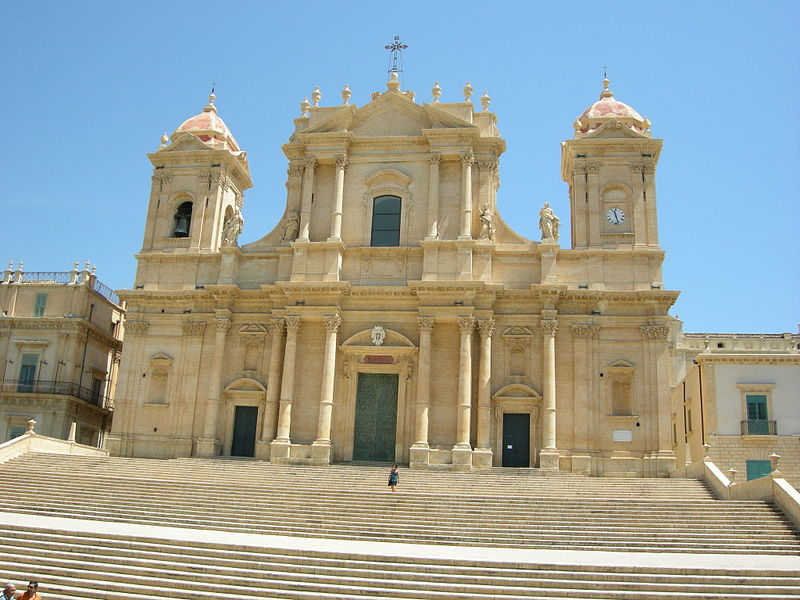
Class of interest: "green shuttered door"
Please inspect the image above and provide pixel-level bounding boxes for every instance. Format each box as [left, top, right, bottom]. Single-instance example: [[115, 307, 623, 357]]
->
[[353, 373, 398, 462]]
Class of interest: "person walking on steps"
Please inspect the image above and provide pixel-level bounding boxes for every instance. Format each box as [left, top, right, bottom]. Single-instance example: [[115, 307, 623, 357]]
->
[[16, 582, 41, 600], [1, 582, 17, 600], [388, 464, 399, 492]]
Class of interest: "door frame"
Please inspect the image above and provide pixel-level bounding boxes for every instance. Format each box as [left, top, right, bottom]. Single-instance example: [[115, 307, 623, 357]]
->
[[502, 413, 531, 467], [492, 384, 541, 467], [338, 328, 417, 465], [231, 405, 259, 457], [222, 377, 267, 457]]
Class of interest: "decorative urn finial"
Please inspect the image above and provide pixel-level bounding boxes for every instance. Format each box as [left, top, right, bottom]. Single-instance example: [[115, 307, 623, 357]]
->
[[311, 86, 322, 108], [432, 81, 442, 103], [387, 71, 400, 92], [300, 97, 311, 117], [341, 84, 352, 106], [463, 81, 474, 101], [480, 91, 491, 112]]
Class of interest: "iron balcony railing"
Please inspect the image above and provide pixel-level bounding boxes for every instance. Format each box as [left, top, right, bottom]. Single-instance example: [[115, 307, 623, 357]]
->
[[92, 279, 120, 306], [741, 419, 777, 435], [0, 379, 110, 410], [3, 271, 120, 306]]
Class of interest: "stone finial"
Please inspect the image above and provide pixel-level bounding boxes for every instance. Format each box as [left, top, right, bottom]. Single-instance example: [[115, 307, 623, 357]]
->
[[769, 453, 781, 474], [204, 92, 217, 113], [84, 261, 91, 271], [311, 86, 322, 108], [643, 116, 652, 132], [432, 81, 442, 103], [7, 261, 12, 270], [300, 97, 311, 117], [463, 81, 473, 101], [26, 419, 36, 433], [727, 466, 737, 484], [702, 444, 711, 461], [480, 91, 491, 112], [600, 77, 613, 99], [573, 118, 583, 132], [160, 132, 169, 148], [341, 84, 352, 106], [387, 71, 400, 93]]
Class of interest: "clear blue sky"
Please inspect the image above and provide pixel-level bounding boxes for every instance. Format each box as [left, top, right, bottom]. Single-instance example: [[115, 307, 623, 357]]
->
[[1, 1, 797, 334]]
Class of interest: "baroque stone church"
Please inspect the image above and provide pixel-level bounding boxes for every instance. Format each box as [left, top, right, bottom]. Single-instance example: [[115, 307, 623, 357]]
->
[[107, 72, 679, 476]]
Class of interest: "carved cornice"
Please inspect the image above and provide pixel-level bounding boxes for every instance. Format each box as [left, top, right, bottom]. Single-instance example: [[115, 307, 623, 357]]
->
[[641, 325, 670, 341], [182, 322, 207, 337], [457, 316, 475, 335], [571, 324, 600, 339], [324, 315, 343, 332], [541, 320, 559, 337], [698, 354, 800, 366], [418, 316, 435, 333], [477, 319, 496, 338]]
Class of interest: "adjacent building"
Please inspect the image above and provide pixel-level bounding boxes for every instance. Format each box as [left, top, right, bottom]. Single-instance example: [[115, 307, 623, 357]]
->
[[0, 262, 124, 445]]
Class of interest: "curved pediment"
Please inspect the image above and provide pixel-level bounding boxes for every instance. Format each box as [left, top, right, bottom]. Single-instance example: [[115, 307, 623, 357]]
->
[[224, 377, 267, 393], [494, 383, 541, 399], [340, 327, 415, 348]]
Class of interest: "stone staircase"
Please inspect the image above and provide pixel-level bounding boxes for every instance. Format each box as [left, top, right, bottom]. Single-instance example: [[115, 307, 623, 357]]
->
[[0, 453, 798, 599]]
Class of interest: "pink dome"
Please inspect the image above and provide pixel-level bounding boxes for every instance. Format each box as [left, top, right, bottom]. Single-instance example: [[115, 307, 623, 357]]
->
[[574, 79, 650, 138], [172, 94, 240, 151]]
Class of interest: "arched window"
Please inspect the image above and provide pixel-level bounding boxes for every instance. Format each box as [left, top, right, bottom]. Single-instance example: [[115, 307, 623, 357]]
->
[[370, 195, 401, 246], [173, 202, 193, 237]]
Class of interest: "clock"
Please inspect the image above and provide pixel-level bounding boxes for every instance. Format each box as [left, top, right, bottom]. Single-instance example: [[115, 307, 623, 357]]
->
[[606, 208, 625, 225]]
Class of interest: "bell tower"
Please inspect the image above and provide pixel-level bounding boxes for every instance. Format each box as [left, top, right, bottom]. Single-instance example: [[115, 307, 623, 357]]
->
[[561, 78, 661, 250], [138, 94, 252, 264]]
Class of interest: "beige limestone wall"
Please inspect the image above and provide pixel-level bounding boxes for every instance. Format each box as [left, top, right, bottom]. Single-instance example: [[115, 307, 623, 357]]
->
[[708, 435, 800, 491]]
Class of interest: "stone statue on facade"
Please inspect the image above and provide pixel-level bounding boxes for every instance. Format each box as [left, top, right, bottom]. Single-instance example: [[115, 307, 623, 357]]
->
[[221, 208, 244, 247], [283, 211, 300, 241], [478, 205, 495, 241], [538, 202, 560, 242]]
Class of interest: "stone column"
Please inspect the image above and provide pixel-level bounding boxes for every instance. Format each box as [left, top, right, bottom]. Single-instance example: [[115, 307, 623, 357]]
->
[[312, 315, 342, 464], [474, 319, 495, 469], [426, 154, 440, 239], [270, 316, 301, 462], [570, 324, 598, 474], [452, 316, 475, 470], [459, 152, 474, 239], [328, 156, 348, 241], [642, 325, 675, 475], [297, 159, 316, 242], [196, 311, 231, 457], [410, 316, 434, 469], [259, 317, 285, 455], [539, 319, 559, 469], [285, 162, 304, 214]]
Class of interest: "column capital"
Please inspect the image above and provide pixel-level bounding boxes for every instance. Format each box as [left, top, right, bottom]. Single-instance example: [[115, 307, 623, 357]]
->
[[124, 320, 150, 337], [641, 325, 670, 341], [418, 316, 435, 333], [268, 317, 285, 335], [285, 315, 302, 332], [324, 315, 343, 332], [214, 317, 232, 335], [428, 152, 441, 165], [571, 324, 599, 339], [460, 151, 475, 166], [304, 158, 317, 171], [182, 322, 207, 337], [477, 319, 496, 338], [541, 320, 559, 337], [457, 316, 476, 335], [335, 156, 349, 170], [287, 162, 304, 178], [477, 159, 498, 174]]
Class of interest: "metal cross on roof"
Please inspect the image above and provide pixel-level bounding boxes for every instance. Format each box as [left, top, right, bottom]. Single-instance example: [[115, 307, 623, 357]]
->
[[385, 36, 408, 78]]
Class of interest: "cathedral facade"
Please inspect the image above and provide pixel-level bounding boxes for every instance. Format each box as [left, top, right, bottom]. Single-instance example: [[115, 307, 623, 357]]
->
[[107, 74, 680, 475]]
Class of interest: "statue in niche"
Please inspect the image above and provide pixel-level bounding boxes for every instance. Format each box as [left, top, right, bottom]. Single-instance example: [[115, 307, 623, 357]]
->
[[221, 208, 244, 247], [478, 205, 495, 241], [538, 202, 560, 242], [283, 211, 299, 241]]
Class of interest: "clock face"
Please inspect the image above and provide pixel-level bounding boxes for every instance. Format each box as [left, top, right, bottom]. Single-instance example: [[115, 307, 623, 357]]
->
[[606, 207, 625, 225]]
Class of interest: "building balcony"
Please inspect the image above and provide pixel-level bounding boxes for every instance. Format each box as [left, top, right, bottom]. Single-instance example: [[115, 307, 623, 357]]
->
[[740, 419, 777, 435], [0, 379, 111, 410]]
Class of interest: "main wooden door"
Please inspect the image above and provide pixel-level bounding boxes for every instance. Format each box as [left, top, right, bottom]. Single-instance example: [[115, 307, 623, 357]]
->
[[502, 413, 530, 467], [231, 405, 258, 457], [353, 373, 398, 462]]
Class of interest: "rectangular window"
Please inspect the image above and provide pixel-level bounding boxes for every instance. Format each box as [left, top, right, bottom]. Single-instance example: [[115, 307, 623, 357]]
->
[[91, 377, 103, 404], [370, 195, 401, 247], [746, 459, 772, 481], [18, 353, 38, 392], [33, 293, 47, 317], [746, 394, 768, 420]]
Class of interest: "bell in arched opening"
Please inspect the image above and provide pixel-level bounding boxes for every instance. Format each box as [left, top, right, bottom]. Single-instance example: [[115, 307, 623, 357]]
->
[[173, 202, 193, 237]]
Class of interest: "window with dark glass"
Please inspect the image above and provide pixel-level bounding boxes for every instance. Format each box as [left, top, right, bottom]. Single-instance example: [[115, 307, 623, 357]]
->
[[33, 293, 47, 317], [173, 202, 193, 237], [370, 195, 401, 246]]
